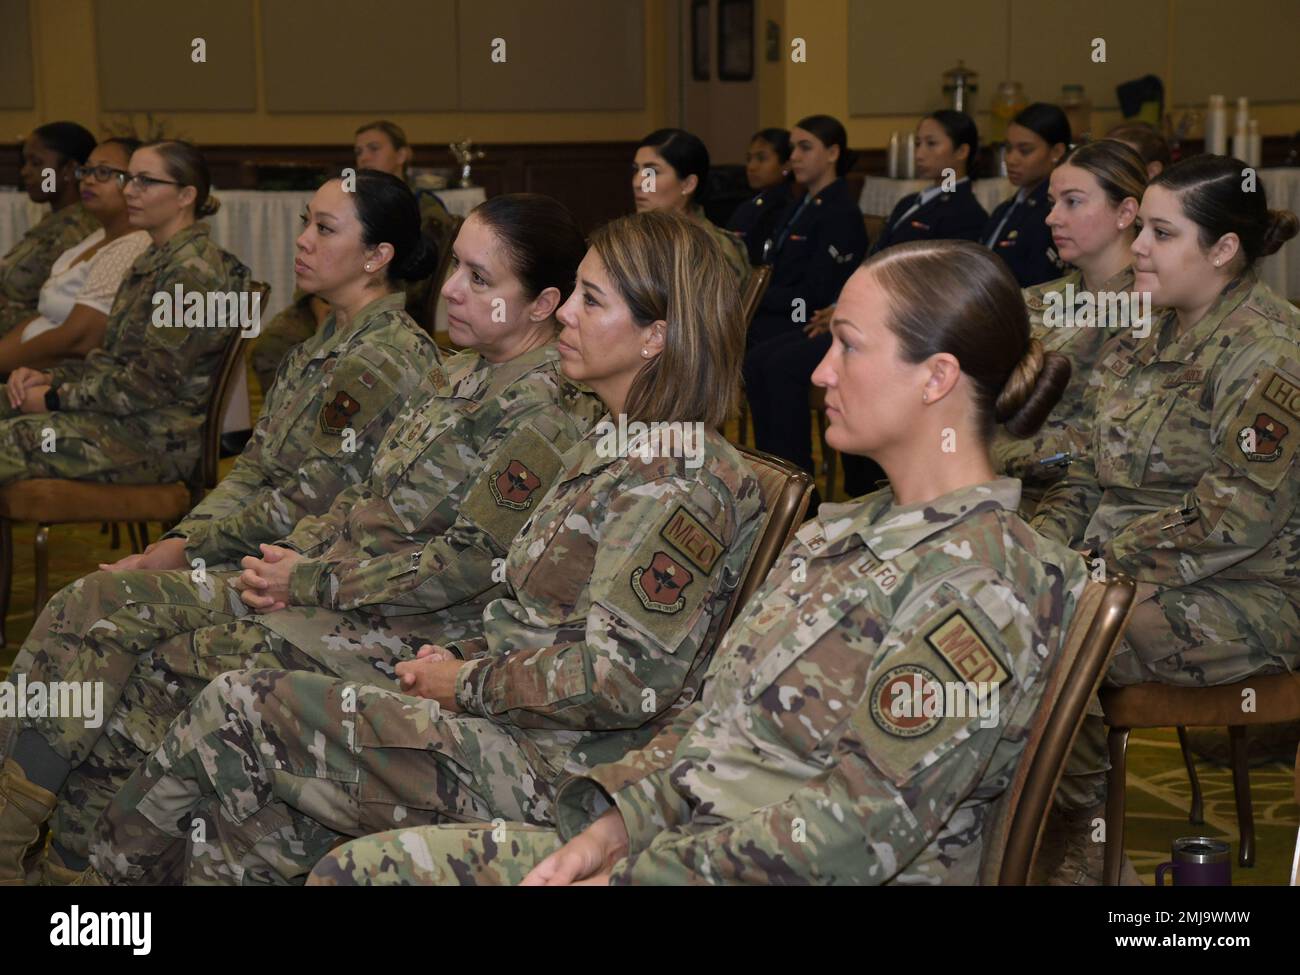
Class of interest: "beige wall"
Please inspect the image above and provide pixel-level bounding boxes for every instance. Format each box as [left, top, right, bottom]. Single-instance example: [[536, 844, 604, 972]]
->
[[763, 0, 1300, 147], [1, 0, 670, 145]]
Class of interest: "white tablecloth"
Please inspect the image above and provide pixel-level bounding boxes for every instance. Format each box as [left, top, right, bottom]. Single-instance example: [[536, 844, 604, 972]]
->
[[0, 185, 486, 431], [859, 173, 1299, 300]]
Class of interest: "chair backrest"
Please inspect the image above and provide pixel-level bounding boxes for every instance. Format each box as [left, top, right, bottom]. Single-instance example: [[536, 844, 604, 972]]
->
[[195, 281, 269, 496], [740, 263, 772, 328], [980, 574, 1137, 885], [423, 214, 466, 335], [720, 445, 814, 632]]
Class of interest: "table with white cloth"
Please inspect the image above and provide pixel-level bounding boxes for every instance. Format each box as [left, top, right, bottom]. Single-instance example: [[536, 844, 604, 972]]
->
[[859, 173, 1300, 301], [0, 186, 486, 432]]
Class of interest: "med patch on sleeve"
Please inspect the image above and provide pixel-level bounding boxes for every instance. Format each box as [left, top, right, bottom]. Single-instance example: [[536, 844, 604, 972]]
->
[[597, 501, 730, 655]]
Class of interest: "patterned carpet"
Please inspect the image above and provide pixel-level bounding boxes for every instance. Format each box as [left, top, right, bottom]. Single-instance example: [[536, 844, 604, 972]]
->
[[0, 372, 1295, 884]]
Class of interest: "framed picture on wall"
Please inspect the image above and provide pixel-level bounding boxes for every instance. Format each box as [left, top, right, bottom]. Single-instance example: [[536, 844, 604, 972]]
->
[[692, 0, 710, 81], [718, 0, 753, 81]]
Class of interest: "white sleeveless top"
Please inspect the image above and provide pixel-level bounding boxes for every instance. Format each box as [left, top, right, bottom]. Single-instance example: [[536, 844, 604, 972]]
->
[[24, 228, 151, 340]]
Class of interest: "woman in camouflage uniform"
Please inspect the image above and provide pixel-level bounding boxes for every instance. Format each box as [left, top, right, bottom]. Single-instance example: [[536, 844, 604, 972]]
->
[[84, 209, 767, 886], [0, 194, 594, 882], [307, 239, 1097, 887], [1036, 155, 1300, 885], [250, 120, 457, 393], [994, 139, 1149, 524]]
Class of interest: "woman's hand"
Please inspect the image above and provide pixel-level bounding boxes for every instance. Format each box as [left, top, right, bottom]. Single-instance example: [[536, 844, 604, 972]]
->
[[802, 304, 835, 338], [8, 368, 51, 409], [519, 809, 630, 886], [394, 645, 463, 711], [100, 536, 190, 572], [237, 543, 303, 612]]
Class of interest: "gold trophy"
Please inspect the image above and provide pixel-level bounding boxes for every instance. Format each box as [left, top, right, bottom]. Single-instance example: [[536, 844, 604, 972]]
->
[[450, 140, 486, 188]]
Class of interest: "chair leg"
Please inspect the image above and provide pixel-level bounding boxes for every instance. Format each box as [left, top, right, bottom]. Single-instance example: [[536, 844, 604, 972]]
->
[[110, 522, 121, 549], [1176, 726, 1204, 824], [0, 518, 11, 649], [33, 524, 50, 618], [138, 522, 150, 548], [1228, 725, 1255, 868], [1104, 726, 1131, 886]]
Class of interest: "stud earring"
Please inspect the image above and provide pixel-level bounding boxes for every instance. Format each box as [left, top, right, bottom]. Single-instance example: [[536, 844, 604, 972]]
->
[[922, 392, 930, 403], [1214, 259, 1221, 266], [641, 348, 651, 358], [364, 263, 373, 271]]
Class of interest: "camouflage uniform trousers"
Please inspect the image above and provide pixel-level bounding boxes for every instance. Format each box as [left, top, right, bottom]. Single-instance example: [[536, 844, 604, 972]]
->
[[1058, 577, 1298, 810], [309, 822, 562, 886], [0, 568, 435, 858], [0, 404, 196, 486], [90, 668, 559, 885]]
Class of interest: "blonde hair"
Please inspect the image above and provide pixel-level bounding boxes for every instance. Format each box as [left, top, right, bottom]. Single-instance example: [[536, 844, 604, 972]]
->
[[588, 210, 743, 427]]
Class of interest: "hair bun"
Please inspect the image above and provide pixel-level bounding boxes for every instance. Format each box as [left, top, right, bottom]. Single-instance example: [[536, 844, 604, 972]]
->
[[997, 341, 1072, 438], [199, 195, 221, 217], [1262, 208, 1299, 257], [395, 233, 437, 282]]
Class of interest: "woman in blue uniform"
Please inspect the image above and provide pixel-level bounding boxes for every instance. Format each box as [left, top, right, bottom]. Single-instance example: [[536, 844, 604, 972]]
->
[[727, 128, 794, 266], [872, 110, 988, 254], [742, 115, 869, 500], [983, 103, 1072, 287]]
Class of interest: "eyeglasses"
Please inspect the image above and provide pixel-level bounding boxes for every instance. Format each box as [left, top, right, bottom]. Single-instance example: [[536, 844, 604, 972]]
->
[[113, 172, 184, 191], [74, 164, 129, 184]]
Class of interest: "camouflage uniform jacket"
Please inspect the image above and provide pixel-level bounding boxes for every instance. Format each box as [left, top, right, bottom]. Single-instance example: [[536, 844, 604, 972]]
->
[[278, 345, 603, 635], [451, 422, 766, 782], [553, 478, 1090, 884], [163, 291, 442, 566], [993, 266, 1140, 502], [45, 223, 251, 472], [1032, 272, 1300, 604], [0, 202, 98, 334]]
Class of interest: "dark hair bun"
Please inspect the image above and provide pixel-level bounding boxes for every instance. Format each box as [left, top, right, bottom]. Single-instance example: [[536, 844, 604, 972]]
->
[[996, 342, 1071, 437], [199, 195, 221, 217], [1262, 209, 1299, 257], [393, 233, 437, 282]]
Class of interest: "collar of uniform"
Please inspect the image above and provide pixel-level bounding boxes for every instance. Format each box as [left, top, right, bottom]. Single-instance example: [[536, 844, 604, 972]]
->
[[307, 291, 406, 362], [1149, 271, 1258, 364], [132, 222, 211, 274], [918, 177, 970, 207], [752, 182, 792, 209], [453, 342, 560, 406], [1093, 263, 1137, 296], [806, 477, 1021, 560], [1024, 179, 1049, 208], [809, 177, 852, 208], [34, 202, 88, 236]]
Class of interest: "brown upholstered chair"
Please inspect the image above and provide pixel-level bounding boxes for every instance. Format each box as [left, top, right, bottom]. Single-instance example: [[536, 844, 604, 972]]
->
[[1100, 670, 1300, 883], [0, 282, 269, 646], [734, 264, 773, 446], [719, 445, 813, 631], [979, 575, 1137, 885], [422, 214, 465, 342]]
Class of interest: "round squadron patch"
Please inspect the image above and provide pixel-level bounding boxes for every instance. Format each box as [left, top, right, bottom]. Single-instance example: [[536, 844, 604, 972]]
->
[[631, 551, 693, 614], [320, 390, 360, 434], [869, 664, 943, 738], [489, 459, 543, 510], [1237, 413, 1288, 462]]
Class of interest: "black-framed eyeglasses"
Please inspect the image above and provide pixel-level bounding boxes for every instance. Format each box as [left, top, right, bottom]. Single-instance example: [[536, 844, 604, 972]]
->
[[74, 164, 130, 184], [113, 172, 184, 191]]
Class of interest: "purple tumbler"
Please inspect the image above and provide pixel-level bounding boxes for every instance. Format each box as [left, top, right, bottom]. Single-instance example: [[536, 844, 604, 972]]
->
[[1155, 837, 1232, 886]]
